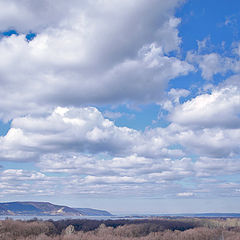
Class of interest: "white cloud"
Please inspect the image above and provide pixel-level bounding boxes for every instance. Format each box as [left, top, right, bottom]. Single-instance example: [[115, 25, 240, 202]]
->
[[1, 169, 46, 181], [169, 83, 240, 129], [0, 0, 193, 120], [187, 52, 233, 80], [0, 168, 53, 196], [0, 0, 73, 32], [0, 101, 239, 197], [0, 101, 238, 196], [0, 107, 138, 160], [35, 153, 195, 197], [37, 153, 193, 179], [177, 192, 194, 197], [3, 101, 238, 164], [0, 106, 187, 162], [159, 76, 240, 159], [187, 49, 240, 80], [175, 127, 240, 158], [195, 157, 240, 177], [160, 88, 190, 112], [0, 105, 197, 197]]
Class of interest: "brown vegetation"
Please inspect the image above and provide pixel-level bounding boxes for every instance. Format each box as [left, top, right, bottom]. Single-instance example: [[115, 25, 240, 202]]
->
[[0, 217, 240, 239]]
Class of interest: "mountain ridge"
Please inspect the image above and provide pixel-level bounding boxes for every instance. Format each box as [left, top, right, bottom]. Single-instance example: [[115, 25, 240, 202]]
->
[[0, 201, 112, 216]]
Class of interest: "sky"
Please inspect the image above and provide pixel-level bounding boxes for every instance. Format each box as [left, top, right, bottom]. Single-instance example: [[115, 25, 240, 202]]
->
[[0, 0, 240, 215]]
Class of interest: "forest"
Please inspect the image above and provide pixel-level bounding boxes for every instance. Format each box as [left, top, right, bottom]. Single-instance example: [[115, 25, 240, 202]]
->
[[1, 217, 240, 239]]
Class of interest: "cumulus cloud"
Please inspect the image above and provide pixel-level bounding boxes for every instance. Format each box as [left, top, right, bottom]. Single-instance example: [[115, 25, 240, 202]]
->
[[176, 127, 240, 158], [187, 49, 240, 80], [0, 80, 239, 197], [0, 106, 194, 197], [169, 83, 240, 129], [0, 0, 193, 120], [0, 106, 186, 162], [1, 101, 239, 171], [159, 76, 240, 158], [0, 103, 238, 197], [0, 107, 137, 160]]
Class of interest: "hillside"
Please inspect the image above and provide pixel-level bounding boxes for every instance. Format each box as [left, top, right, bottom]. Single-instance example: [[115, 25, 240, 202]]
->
[[75, 208, 112, 216], [0, 202, 112, 216]]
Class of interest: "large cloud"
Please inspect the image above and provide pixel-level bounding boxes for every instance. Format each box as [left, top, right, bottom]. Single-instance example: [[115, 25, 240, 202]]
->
[[0, 105, 191, 197], [159, 75, 240, 158], [1, 98, 239, 165], [0, 0, 182, 34], [168, 76, 240, 129], [0, 0, 193, 121], [0, 106, 184, 161], [0, 104, 239, 197]]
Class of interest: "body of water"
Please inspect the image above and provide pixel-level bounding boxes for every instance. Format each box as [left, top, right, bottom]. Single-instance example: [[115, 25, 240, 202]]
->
[[1, 213, 238, 221], [0, 215, 148, 221]]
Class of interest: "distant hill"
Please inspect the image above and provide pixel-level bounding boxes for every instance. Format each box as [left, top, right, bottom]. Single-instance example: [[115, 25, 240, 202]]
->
[[0, 202, 112, 216], [75, 208, 112, 216]]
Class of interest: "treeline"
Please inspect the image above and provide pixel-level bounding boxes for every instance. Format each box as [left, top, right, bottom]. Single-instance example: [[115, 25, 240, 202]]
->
[[50, 218, 199, 234], [0, 217, 240, 239]]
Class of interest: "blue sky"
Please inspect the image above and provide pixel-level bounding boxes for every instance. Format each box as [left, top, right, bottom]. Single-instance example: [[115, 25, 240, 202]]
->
[[0, 0, 240, 214]]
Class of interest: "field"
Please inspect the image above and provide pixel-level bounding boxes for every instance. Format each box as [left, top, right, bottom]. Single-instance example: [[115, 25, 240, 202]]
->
[[1, 217, 240, 239]]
